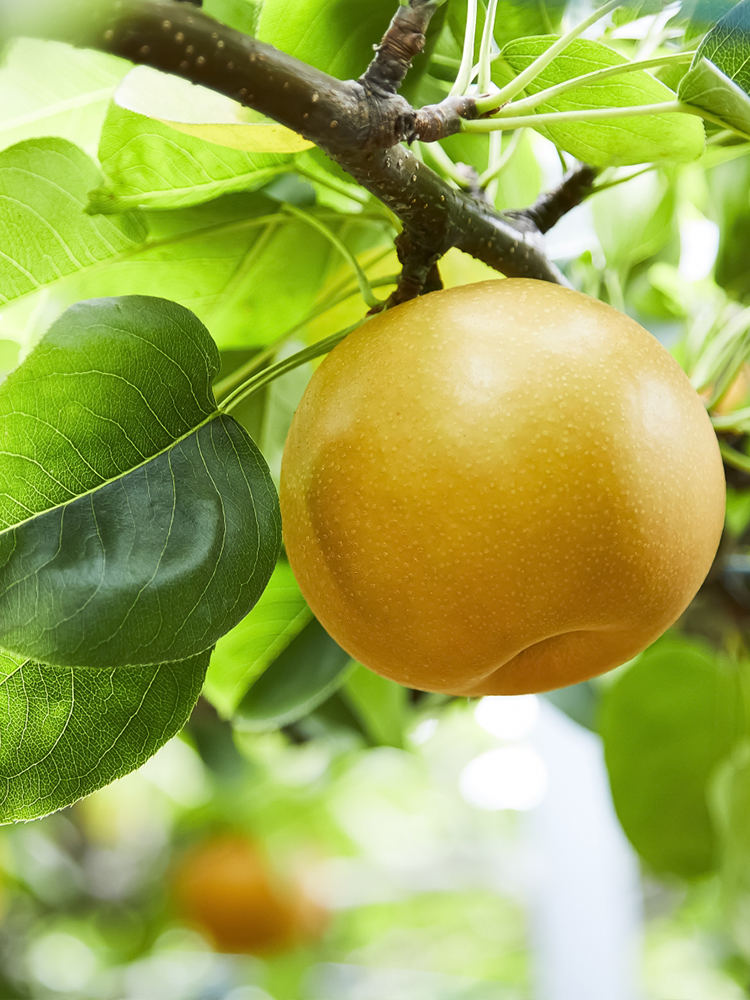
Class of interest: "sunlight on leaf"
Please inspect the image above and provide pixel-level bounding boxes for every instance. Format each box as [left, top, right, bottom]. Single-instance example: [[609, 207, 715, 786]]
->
[[115, 66, 313, 153], [498, 37, 705, 164]]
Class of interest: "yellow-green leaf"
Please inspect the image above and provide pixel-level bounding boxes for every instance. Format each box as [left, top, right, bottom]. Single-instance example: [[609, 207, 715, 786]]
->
[[115, 65, 313, 153]]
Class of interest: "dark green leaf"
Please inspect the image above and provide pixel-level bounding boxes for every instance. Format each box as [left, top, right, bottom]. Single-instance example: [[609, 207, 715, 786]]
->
[[499, 37, 705, 165], [680, 0, 750, 136], [600, 638, 746, 877], [204, 560, 312, 717], [0, 295, 281, 669], [235, 618, 353, 731], [0, 649, 208, 823]]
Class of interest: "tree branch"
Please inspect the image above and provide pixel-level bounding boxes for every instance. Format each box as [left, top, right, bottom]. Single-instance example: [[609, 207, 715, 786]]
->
[[360, 0, 442, 98], [508, 164, 600, 234], [3, 0, 567, 290]]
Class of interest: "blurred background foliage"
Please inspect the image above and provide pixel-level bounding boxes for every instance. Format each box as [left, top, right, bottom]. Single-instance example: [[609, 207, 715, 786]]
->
[[3, 0, 750, 997]]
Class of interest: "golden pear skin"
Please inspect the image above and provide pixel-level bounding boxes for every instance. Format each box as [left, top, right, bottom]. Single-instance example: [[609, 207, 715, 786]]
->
[[280, 279, 726, 695]]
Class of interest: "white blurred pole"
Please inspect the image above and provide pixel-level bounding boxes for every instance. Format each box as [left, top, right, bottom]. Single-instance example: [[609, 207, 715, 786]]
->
[[527, 700, 644, 1000]]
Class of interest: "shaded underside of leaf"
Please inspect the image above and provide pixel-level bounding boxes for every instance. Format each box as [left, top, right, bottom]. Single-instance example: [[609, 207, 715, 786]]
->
[[697, 0, 750, 94], [600, 638, 745, 877], [0, 647, 209, 823], [685, 0, 740, 42], [204, 559, 312, 717], [235, 617, 353, 731], [342, 664, 407, 749], [681, 58, 750, 138]]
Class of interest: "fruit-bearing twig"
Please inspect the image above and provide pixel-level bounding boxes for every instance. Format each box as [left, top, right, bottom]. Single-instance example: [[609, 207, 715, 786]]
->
[[3, 0, 568, 292]]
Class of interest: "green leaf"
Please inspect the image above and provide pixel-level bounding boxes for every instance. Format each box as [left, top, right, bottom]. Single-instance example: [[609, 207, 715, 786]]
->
[[0, 341, 19, 375], [204, 0, 261, 35], [490, 131, 543, 211], [448, 0, 566, 54], [259, 342, 315, 485], [680, 0, 750, 137], [0, 138, 146, 309], [92, 102, 294, 213], [114, 66, 313, 154], [439, 130, 542, 210], [499, 37, 706, 165], [695, 0, 750, 94], [0, 295, 281, 669], [342, 665, 407, 749], [70, 194, 340, 350], [0, 649, 208, 823], [600, 638, 746, 877], [681, 62, 750, 139], [593, 168, 677, 271], [544, 682, 598, 732], [234, 618, 353, 731], [711, 153, 750, 299], [612, 0, 668, 26], [0, 39, 127, 155], [256, 0, 395, 80], [0, 138, 352, 350], [0, 137, 385, 350], [204, 560, 312, 717]]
